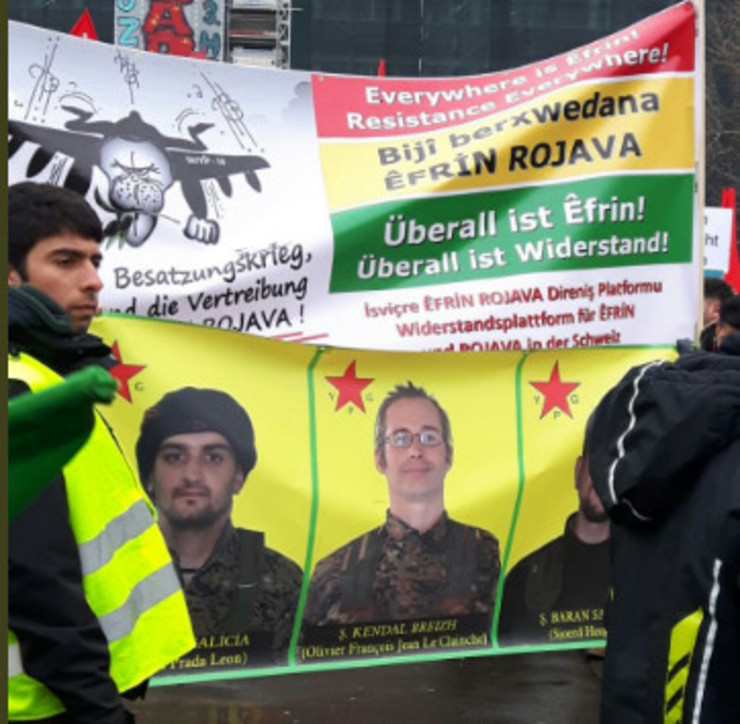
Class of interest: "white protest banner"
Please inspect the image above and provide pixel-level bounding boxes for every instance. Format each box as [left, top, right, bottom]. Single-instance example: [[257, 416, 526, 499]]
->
[[704, 206, 734, 276], [9, 2, 701, 351]]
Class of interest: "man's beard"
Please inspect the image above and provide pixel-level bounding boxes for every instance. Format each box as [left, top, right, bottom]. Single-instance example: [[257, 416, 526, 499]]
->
[[580, 500, 609, 524], [162, 501, 229, 530]]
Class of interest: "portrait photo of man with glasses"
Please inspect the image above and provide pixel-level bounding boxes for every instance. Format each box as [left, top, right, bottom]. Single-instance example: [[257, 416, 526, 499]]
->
[[301, 382, 501, 629]]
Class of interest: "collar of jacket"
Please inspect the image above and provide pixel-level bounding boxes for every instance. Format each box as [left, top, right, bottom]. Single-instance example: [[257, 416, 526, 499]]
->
[[8, 285, 115, 376], [718, 331, 740, 356]]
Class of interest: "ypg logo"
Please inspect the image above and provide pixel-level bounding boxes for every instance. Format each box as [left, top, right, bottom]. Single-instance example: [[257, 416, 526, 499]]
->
[[529, 361, 580, 419], [109, 341, 146, 403], [325, 361, 374, 412]]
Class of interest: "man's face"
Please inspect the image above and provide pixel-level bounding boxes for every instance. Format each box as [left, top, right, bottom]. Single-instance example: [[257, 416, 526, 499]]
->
[[8, 233, 103, 334], [575, 454, 608, 523], [703, 296, 721, 326], [150, 431, 244, 530], [376, 397, 451, 503]]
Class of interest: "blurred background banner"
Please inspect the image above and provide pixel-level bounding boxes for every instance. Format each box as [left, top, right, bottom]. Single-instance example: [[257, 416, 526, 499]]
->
[[114, 0, 226, 60], [703, 206, 734, 277]]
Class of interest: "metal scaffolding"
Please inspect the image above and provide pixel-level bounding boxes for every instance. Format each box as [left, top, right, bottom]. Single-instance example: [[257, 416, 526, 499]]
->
[[276, 0, 291, 68], [228, 0, 292, 69]]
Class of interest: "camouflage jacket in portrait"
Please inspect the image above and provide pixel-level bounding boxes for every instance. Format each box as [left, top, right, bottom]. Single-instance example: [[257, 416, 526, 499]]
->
[[180, 523, 302, 654], [303, 511, 500, 625]]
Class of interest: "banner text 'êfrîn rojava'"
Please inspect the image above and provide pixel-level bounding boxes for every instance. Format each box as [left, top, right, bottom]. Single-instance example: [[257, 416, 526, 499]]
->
[[91, 315, 676, 683], [8, 2, 701, 352]]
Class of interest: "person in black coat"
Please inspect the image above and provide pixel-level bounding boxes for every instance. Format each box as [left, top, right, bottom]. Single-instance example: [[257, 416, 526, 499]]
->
[[587, 334, 740, 723]]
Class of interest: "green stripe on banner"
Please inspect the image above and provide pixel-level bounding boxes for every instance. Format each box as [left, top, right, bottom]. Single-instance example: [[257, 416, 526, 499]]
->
[[492, 351, 530, 647], [330, 174, 694, 292], [289, 346, 326, 665]]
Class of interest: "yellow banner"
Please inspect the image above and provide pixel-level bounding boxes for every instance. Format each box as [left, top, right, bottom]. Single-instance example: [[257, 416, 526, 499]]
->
[[92, 315, 675, 681]]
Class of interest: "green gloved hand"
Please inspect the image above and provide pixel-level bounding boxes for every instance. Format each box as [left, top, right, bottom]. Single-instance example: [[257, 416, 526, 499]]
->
[[9, 366, 118, 520]]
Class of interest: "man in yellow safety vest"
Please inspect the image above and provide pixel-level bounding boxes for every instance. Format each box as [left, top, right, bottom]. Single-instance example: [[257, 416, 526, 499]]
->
[[8, 181, 195, 724]]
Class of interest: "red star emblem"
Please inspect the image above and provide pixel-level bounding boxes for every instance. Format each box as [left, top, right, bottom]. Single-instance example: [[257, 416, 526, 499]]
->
[[109, 341, 146, 403], [530, 362, 580, 419], [325, 361, 374, 412]]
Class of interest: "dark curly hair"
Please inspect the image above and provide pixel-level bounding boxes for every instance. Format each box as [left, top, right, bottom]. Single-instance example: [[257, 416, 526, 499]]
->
[[9, 182, 103, 278]]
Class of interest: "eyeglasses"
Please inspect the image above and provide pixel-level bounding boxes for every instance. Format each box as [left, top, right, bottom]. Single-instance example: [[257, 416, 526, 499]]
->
[[384, 429, 443, 449]]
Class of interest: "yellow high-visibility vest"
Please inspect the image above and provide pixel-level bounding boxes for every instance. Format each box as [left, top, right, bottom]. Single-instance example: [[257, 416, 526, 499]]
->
[[8, 352, 195, 721]]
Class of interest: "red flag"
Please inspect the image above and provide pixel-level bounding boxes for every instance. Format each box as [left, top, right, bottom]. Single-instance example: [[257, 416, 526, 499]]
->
[[721, 188, 740, 292], [377, 58, 387, 77], [70, 9, 98, 40]]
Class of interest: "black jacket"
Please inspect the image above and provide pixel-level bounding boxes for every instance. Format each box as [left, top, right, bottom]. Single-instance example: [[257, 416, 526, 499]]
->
[[8, 285, 115, 376], [588, 335, 740, 724], [8, 286, 132, 724], [498, 513, 610, 646]]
